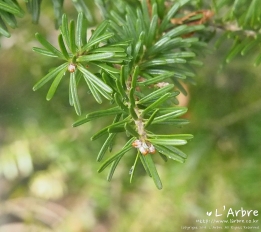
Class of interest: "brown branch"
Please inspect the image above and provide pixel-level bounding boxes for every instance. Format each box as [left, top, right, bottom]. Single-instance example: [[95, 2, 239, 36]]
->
[[214, 22, 258, 38]]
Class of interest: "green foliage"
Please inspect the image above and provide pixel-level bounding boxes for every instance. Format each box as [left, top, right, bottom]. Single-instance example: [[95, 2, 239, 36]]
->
[[213, 0, 261, 65], [1, 0, 261, 189], [33, 13, 128, 115], [0, 0, 24, 38], [0, 0, 93, 42], [31, 0, 205, 189], [1, 1, 261, 230], [26, 0, 93, 26]]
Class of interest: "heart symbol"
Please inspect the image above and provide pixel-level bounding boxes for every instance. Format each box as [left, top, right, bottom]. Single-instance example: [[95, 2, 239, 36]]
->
[[206, 211, 212, 216]]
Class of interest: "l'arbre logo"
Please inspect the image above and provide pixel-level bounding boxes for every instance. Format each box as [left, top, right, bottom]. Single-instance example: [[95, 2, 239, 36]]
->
[[206, 211, 212, 216], [205, 206, 259, 218]]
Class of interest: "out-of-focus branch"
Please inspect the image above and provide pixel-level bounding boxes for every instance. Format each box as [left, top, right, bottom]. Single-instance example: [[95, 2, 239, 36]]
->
[[206, 98, 261, 131]]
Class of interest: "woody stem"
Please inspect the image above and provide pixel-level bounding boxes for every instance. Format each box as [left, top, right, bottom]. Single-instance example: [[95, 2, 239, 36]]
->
[[134, 107, 147, 142]]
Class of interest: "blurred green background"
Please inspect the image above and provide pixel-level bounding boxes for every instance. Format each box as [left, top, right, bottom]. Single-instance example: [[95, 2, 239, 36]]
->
[[0, 2, 261, 232]]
